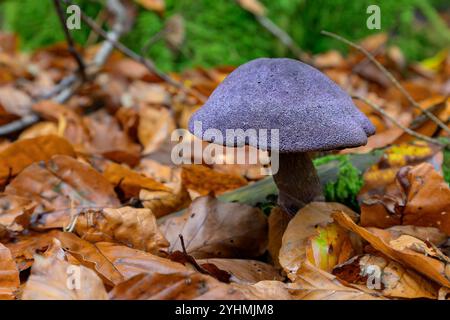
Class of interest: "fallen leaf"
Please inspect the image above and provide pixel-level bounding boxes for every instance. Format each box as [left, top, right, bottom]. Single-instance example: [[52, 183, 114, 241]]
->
[[0, 135, 75, 187], [22, 252, 108, 300], [109, 272, 245, 300], [333, 211, 450, 288], [197, 258, 283, 284], [75, 206, 169, 255], [288, 262, 382, 300], [160, 195, 267, 259], [0, 243, 19, 300], [0, 193, 36, 232], [140, 167, 191, 218], [95, 242, 189, 279], [182, 164, 247, 196], [103, 162, 170, 200], [57, 232, 125, 286], [5, 155, 120, 229], [333, 254, 437, 299], [267, 206, 291, 267], [279, 202, 357, 279]]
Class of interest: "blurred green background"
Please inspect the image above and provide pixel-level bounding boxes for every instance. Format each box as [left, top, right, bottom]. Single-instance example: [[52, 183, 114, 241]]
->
[[0, 0, 449, 71]]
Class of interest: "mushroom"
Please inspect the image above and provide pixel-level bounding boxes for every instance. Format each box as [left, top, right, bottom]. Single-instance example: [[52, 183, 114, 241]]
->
[[188, 58, 375, 216]]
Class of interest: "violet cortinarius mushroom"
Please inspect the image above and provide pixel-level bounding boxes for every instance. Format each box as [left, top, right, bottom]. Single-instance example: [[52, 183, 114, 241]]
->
[[188, 58, 375, 215]]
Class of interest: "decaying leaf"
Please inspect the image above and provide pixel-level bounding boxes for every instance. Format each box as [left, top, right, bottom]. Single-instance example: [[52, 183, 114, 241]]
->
[[279, 202, 358, 279], [160, 195, 267, 259], [333, 254, 437, 299], [0, 193, 36, 232], [109, 272, 245, 300], [0, 135, 75, 187], [140, 167, 191, 218], [103, 162, 170, 200], [361, 163, 450, 235], [267, 206, 291, 267], [4, 155, 120, 229], [57, 232, 125, 286], [0, 243, 20, 300], [333, 211, 450, 288], [75, 206, 169, 254], [22, 251, 108, 300]]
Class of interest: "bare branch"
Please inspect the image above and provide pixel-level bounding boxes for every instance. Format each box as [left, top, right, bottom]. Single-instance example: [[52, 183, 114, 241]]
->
[[53, 0, 86, 79], [321, 30, 450, 136], [353, 94, 446, 147]]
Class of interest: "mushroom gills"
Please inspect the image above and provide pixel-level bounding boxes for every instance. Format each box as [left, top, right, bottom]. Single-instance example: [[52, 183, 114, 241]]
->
[[273, 152, 324, 216]]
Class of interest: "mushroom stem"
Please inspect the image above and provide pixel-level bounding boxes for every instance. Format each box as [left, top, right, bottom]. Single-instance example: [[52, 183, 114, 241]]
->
[[273, 152, 324, 216]]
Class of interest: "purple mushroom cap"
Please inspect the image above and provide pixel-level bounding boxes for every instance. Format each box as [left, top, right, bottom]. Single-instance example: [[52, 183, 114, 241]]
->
[[188, 58, 375, 153]]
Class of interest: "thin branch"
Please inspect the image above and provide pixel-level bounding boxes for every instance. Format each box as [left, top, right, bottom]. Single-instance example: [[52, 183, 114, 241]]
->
[[65, 0, 207, 103], [53, 0, 86, 79], [353, 94, 446, 147], [321, 30, 450, 136]]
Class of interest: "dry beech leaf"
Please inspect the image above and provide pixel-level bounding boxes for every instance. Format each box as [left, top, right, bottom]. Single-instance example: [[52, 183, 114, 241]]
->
[[286, 262, 383, 300], [18, 121, 58, 140], [267, 206, 291, 267], [140, 167, 191, 218], [160, 195, 267, 259], [5, 230, 62, 271], [333, 254, 437, 299], [181, 165, 247, 196], [233, 281, 293, 300], [109, 272, 245, 300], [95, 242, 189, 279], [75, 206, 169, 255], [138, 105, 175, 155], [0, 85, 32, 117], [279, 202, 358, 279], [0, 243, 20, 300], [5, 155, 120, 229], [333, 211, 450, 288], [57, 232, 125, 286], [0, 135, 75, 187], [197, 258, 283, 284], [22, 253, 108, 300], [361, 163, 450, 235], [103, 162, 170, 200], [0, 193, 36, 232], [384, 225, 447, 246]]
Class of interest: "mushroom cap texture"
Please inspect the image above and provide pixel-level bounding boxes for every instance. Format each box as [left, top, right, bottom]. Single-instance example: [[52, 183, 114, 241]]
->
[[188, 57, 375, 153]]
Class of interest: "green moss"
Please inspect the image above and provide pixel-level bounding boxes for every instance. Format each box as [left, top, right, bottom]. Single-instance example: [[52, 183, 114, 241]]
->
[[313, 154, 364, 210], [1, 0, 447, 71]]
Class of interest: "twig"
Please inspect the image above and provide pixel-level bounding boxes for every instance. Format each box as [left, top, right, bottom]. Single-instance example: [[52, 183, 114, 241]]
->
[[53, 0, 86, 79], [353, 94, 446, 147], [0, 0, 129, 136], [321, 30, 450, 136], [255, 15, 313, 65], [65, 0, 207, 103]]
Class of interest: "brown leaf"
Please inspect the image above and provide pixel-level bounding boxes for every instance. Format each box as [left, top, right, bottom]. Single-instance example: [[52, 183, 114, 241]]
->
[[109, 272, 245, 300], [333, 254, 437, 299], [57, 232, 125, 286], [0, 243, 19, 300], [160, 195, 267, 259], [0, 193, 36, 232], [267, 206, 291, 267], [139, 167, 191, 218], [103, 162, 170, 200], [0, 135, 75, 187], [197, 258, 283, 284], [333, 211, 450, 288], [22, 251, 108, 300], [182, 164, 247, 196], [75, 206, 169, 255], [279, 202, 357, 279], [5, 155, 120, 229], [361, 163, 450, 235], [0, 85, 32, 118], [95, 242, 189, 279], [287, 262, 383, 300]]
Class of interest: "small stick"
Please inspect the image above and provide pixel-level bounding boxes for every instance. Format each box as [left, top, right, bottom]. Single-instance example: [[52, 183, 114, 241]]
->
[[53, 0, 86, 79], [321, 30, 450, 136], [353, 94, 446, 147]]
